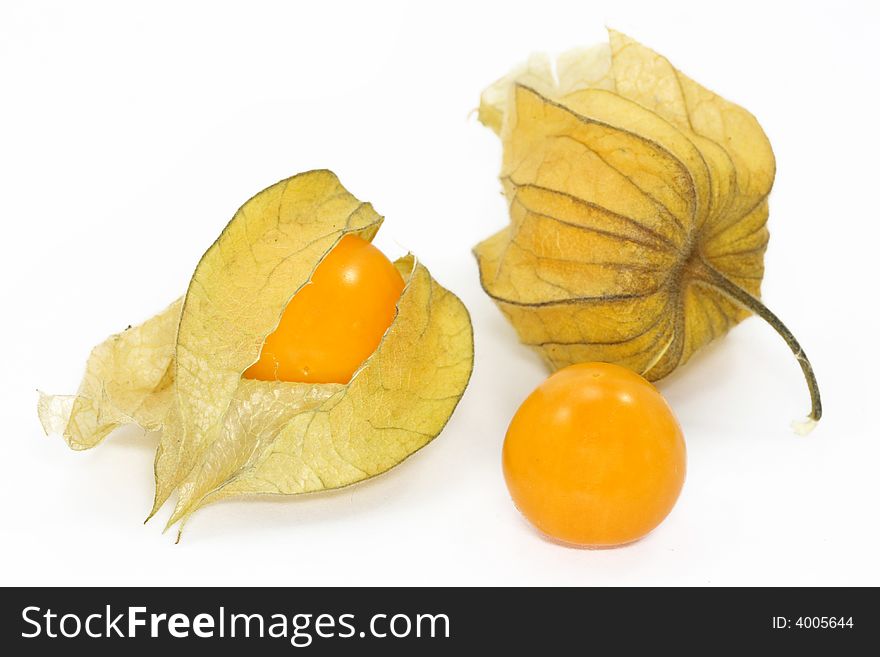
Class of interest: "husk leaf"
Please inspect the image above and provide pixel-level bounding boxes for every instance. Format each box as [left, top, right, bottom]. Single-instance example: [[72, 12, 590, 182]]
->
[[38, 170, 474, 532], [474, 30, 821, 425]]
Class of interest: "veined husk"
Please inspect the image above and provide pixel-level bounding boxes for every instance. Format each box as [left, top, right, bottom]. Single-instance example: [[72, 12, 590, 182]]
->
[[39, 171, 474, 534], [474, 30, 820, 428]]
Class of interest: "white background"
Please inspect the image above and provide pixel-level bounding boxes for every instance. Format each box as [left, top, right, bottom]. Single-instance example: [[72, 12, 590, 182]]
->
[[2, 0, 878, 586]]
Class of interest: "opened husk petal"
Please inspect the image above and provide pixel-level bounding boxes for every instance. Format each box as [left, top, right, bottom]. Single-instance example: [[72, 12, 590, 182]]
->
[[37, 298, 182, 449], [168, 256, 473, 528]]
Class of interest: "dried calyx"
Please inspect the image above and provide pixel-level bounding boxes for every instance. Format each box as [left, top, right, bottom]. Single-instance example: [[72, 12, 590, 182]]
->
[[39, 171, 474, 537], [474, 30, 820, 428]]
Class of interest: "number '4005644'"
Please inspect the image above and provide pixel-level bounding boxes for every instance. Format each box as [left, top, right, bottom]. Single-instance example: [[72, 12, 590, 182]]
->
[[796, 617, 854, 629]]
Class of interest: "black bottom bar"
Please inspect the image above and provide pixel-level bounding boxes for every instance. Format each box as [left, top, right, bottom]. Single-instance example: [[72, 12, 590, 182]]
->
[[1, 587, 874, 653]]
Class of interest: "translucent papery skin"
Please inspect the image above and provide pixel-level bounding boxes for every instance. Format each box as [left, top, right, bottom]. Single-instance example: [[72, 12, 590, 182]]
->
[[38, 171, 474, 532], [38, 298, 182, 450], [475, 30, 775, 382]]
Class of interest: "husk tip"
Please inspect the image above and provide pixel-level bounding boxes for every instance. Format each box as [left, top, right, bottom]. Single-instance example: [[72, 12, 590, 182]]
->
[[143, 499, 162, 525]]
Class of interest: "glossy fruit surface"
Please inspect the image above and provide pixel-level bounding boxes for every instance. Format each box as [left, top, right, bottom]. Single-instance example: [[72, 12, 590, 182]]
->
[[243, 234, 404, 383], [502, 362, 686, 547]]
